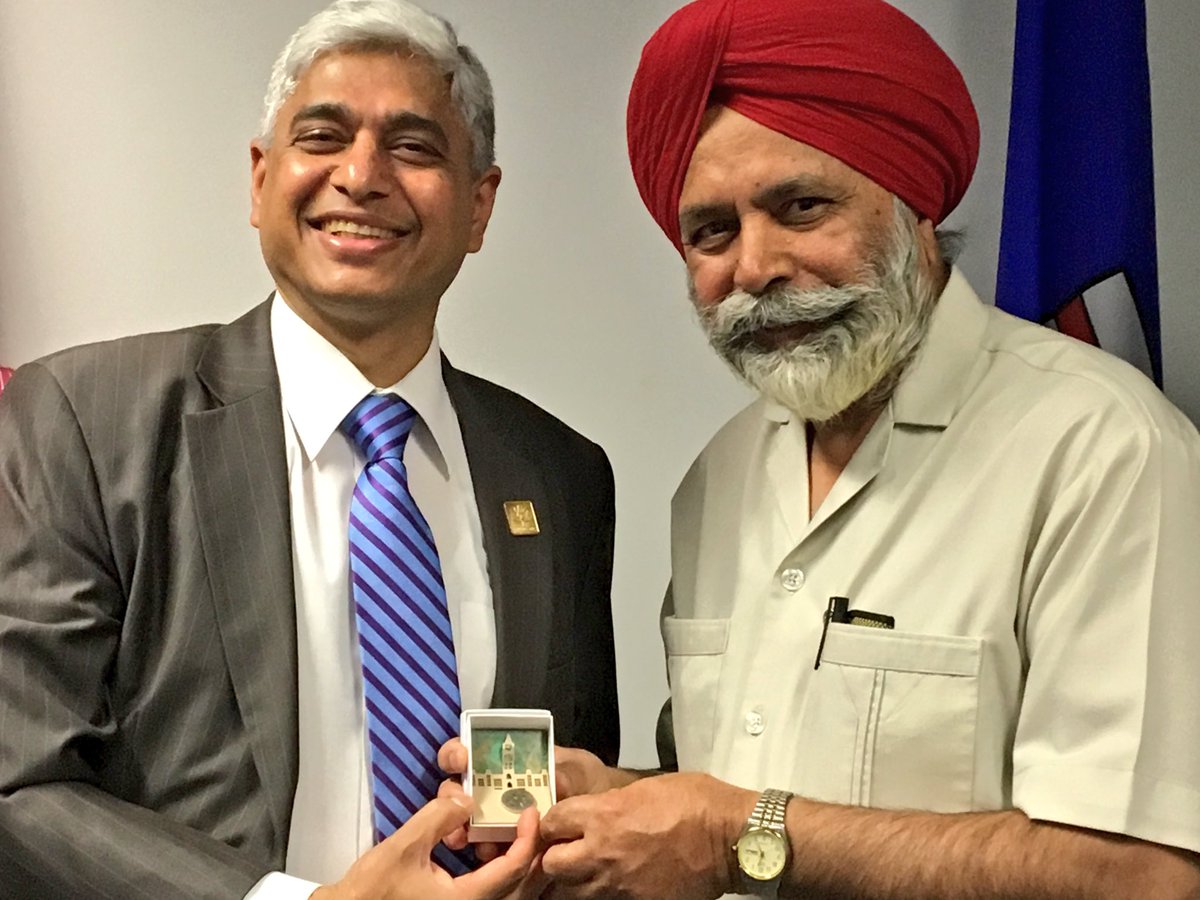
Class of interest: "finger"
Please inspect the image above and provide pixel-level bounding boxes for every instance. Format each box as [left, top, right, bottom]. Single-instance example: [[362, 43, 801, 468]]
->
[[436, 780, 473, 849], [437, 777, 470, 806], [457, 808, 541, 897], [553, 746, 611, 800], [505, 806, 540, 867], [474, 841, 503, 862], [538, 796, 589, 844], [552, 746, 580, 799], [524, 852, 551, 898], [438, 736, 468, 775], [439, 777, 467, 799], [512, 804, 540, 848], [380, 795, 473, 861], [539, 837, 595, 885], [502, 851, 550, 900], [553, 771, 574, 802]]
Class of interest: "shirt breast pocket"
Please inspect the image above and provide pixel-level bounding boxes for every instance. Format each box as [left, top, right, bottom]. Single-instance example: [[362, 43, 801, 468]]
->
[[797, 626, 983, 813], [662, 615, 730, 772]]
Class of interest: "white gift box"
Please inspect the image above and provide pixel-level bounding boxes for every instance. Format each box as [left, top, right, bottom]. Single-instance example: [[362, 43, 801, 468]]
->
[[459, 708, 556, 842]]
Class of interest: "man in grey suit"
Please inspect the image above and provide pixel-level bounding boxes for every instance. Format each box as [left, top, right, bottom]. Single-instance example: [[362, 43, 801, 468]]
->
[[0, 2, 618, 898]]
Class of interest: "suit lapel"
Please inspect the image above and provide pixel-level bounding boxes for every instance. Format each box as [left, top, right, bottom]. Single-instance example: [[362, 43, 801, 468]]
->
[[443, 362, 555, 709], [185, 301, 298, 851]]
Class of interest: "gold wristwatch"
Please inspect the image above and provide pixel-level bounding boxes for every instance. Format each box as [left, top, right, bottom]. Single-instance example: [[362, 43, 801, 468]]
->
[[733, 788, 793, 897]]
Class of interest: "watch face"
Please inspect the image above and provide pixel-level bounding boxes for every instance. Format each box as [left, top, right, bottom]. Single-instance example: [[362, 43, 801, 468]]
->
[[736, 828, 787, 881]]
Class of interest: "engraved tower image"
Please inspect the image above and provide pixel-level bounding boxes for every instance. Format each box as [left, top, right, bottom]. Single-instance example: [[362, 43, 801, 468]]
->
[[471, 729, 552, 822]]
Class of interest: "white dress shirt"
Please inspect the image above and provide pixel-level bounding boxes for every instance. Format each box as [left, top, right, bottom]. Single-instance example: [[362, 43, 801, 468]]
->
[[247, 294, 495, 898], [666, 270, 1200, 900]]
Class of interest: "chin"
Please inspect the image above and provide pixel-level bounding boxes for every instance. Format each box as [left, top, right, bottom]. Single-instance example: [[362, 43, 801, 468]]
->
[[737, 350, 892, 424]]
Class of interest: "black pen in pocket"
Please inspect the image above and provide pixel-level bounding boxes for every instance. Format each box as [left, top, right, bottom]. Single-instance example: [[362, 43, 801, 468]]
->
[[813, 596, 896, 669]]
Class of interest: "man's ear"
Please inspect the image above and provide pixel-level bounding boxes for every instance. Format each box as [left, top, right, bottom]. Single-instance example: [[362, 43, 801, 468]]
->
[[466, 165, 502, 254], [915, 216, 946, 282], [249, 140, 268, 230]]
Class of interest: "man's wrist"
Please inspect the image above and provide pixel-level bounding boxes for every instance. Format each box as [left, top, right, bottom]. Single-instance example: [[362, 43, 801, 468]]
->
[[609, 766, 658, 790], [716, 782, 760, 894]]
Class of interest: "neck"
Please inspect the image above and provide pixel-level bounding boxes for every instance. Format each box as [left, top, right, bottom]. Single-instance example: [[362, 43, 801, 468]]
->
[[810, 398, 886, 468], [280, 294, 438, 387], [337, 322, 436, 387], [805, 397, 886, 517]]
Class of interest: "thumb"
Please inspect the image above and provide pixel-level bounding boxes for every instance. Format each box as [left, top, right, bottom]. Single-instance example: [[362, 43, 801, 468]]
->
[[552, 746, 606, 799], [456, 806, 541, 897], [438, 737, 469, 776], [384, 795, 474, 858]]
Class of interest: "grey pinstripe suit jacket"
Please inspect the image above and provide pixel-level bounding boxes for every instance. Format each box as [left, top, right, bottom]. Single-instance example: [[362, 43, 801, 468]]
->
[[0, 302, 619, 899]]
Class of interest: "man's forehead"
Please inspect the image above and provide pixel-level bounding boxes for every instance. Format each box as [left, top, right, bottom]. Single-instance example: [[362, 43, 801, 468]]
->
[[281, 49, 450, 118]]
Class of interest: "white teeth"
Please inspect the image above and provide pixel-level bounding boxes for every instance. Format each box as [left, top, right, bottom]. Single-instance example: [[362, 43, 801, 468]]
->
[[321, 219, 401, 239]]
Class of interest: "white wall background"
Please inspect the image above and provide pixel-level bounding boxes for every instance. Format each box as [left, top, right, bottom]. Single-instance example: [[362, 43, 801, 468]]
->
[[1, 1, 1196, 767]]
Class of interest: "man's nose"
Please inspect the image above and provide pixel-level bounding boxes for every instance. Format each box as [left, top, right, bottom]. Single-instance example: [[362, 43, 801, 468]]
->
[[732, 221, 797, 296], [330, 136, 392, 202]]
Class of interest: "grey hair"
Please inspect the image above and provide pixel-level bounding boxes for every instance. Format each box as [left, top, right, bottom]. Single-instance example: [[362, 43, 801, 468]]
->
[[935, 227, 965, 266], [893, 195, 963, 268], [258, 0, 495, 175]]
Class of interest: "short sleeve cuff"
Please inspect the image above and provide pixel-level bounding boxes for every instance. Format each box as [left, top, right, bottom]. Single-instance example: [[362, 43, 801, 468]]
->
[[243, 871, 323, 899], [1015, 763, 1200, 854]]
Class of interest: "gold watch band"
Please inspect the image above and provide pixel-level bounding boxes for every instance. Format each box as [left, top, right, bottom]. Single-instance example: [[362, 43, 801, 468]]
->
[[749, 787, 792, 831]]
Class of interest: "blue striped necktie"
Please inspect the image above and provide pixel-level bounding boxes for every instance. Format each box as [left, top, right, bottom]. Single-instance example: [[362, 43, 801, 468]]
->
[[340, 392, 471, 873]]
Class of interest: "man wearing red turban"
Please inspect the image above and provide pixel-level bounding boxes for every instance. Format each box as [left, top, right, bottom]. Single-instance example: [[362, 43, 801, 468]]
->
[[533, 0, 1200, 897]]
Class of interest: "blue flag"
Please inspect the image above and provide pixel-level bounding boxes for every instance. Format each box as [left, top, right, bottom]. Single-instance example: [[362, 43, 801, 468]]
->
[[996, 0, 1161, 385]]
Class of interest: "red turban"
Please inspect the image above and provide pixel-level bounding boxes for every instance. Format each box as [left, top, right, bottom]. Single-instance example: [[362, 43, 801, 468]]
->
[[627, 0, 980, 254]]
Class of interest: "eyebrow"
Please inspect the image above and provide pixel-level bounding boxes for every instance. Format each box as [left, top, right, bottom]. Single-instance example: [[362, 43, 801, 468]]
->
[[679, 174, 848, 235], [678, 202, 734, 236], [289, 103, 449, 148], [290, 102, 353, 128], [752, 176, 844, 210]]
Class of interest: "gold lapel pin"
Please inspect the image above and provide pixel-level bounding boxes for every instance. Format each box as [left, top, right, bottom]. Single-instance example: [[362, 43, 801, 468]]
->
[[503, 500, 540, 536]]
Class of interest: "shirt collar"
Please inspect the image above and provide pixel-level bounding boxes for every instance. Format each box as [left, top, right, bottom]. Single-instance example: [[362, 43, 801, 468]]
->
[[759, 267, 989, 429], [271, 292, 456, 464], [889, 266, 990, 428]]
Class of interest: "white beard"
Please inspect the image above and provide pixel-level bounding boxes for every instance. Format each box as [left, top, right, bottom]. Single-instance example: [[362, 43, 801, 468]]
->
[[693, 201, 938, 424]]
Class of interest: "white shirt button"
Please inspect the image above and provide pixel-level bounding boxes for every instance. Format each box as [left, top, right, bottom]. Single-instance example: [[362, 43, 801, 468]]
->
[[744, 709, 765, 736], [780, 568, 805, 591]]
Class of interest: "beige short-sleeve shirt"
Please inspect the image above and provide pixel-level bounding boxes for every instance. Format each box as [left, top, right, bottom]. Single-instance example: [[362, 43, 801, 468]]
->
[[666, 269, 1200, 854]]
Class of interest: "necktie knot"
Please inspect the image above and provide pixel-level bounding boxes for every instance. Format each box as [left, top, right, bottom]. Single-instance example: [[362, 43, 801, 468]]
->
[[340, 393, 417, 463]]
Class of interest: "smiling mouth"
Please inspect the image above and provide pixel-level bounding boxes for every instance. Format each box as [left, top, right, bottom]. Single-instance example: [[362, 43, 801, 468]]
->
[[745, 310, 848, 350], [753, 322, 820, 348], [314, 219, 406, 240]]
